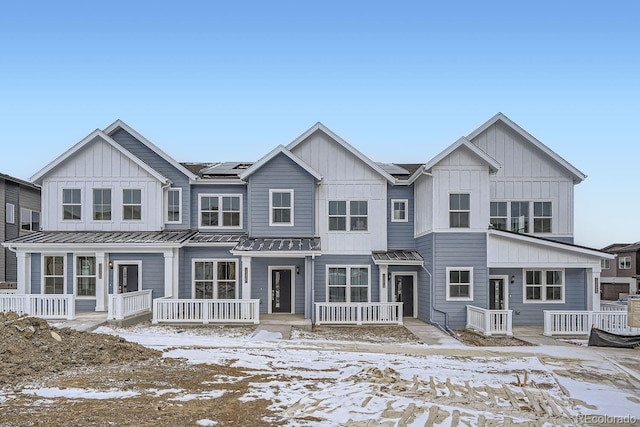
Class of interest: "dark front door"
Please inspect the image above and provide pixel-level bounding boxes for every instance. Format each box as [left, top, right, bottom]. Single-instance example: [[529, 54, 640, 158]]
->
[[271, 269, 292, 313], [118, 264, 139, 293], [489, 278, 505, 310], [395, 275, 414, 317]]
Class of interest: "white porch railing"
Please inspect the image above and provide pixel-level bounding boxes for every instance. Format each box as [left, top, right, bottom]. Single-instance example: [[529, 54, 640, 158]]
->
[[314, 303, 403, 325], [600, 302, 627, 311], [108, 290, 153, 320], [0, 294, 75, 320], [543, 310, 640, 336], [466, 305, 513, 337], [152, 298, 260, 324]]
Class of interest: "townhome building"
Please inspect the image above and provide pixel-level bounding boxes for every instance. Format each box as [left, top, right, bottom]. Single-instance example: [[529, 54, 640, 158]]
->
[[2, 113, 613, 330], [0, 173, 41, 289], [599, 242, 639, 300]]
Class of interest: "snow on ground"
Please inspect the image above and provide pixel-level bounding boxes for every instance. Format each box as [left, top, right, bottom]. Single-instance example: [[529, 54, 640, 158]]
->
[[88, 324, 640, 425]]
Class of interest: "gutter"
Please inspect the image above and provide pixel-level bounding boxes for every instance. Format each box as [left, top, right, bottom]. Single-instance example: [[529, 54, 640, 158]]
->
[[421, 264, 455, 336]]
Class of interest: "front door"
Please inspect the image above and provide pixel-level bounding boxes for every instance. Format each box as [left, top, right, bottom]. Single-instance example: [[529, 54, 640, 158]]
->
[[395, 275, 414, 317], [271, 269, 292, 313], [118, 264, 139, 293], [489, 278, 505, 310]]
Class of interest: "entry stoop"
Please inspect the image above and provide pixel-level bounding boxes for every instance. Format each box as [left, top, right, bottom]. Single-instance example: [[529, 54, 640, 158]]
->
[[107, 312, 153, 328], [258, 314, 313, 339]]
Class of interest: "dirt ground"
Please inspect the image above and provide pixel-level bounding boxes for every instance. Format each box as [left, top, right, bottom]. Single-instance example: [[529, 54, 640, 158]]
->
[[454, 329, 532, 347]]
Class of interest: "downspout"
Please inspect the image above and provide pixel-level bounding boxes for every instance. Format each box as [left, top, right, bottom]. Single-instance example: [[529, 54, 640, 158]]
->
[[421, 263, 455, 336]]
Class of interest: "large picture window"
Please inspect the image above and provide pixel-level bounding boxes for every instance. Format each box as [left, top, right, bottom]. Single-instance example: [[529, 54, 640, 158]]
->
[[123, 189, 142, 220], [270, 190, 293, 226], [510, 201, 529, 233], [93, 189, 112, 221], [327, 266, 370, 303], [76, 256, 96, 297], [328, 200, 368, 231], [44, 256, 65, 294], [524, 269, 564, 303], [193, 260, 238, 299], [449, 194, 470, 228], [62, 189, 82, 220], [446, 267, 473, 301], [199, 194, 242, 228]]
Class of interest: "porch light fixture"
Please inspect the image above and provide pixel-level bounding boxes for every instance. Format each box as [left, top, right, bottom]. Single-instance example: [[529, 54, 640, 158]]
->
[[510, 275, 515, 284], [387, 272, 391, 280], [296, 266, 300, 275], [108, 261, 113, 269]]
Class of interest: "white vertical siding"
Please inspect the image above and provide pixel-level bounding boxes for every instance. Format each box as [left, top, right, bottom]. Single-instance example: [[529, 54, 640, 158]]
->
[[414, 174, 433, 236]]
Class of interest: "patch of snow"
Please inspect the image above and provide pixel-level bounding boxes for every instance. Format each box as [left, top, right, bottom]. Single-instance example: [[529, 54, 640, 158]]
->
[[22, 387, 140, 399], [249, 330, 282, 341], [196, 420, 218, 426]]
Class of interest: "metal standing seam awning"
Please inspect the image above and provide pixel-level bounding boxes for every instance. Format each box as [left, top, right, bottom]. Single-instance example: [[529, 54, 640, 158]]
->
[[231, 237, 321, 257], [3, 230, 196, 248], [371, 250, 424, 266]]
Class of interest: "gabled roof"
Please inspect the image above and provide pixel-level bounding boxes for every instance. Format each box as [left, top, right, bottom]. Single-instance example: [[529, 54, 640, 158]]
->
[[103, 119, 199, 181], [286, 122, 396, 183], [408, 137, 501, 184], [467, 113, 586, 183], [239, 145, 322, 181], [602, 242, 640, 253], [0, 173, 40, 190], [30, 130, 169, 185]]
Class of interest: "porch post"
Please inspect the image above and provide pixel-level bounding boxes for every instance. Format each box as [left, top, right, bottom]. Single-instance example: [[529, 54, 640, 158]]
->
[[163, 250, 174, 298], [172, 248, 179, 299], [304, 256, 312, 319], [95, 252, 106, 311], [586, 267, 601, 311], [16, 251, 28, 294], [241, 256, 252, 299], [379, 265, 388, 303]]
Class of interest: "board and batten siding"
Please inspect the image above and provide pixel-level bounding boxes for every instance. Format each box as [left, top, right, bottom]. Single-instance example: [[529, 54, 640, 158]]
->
[[414, 173, 433, 237], [251, 257, 306, 314], [41, 138, 164, 231], [313, 255, 380, 304], [289, 130, 387, 253], [179, 246, 239, 299], [471, 121, 576, 236], [432, 232, 488, 330], [107, 253, 165, 299], [387, 185, 415, 249], [110, 129, 191, 229], [190, 184, 248, 233], [247, 153, 315, 238]]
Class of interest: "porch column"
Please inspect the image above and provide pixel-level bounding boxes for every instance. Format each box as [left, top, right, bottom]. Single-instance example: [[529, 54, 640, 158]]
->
[[172, 248, 179, 300], [379, 265, 388, 303], [241, 256, 252, 299], [16, 251, 28, 294], [163, 250, 174, 298], [304, 256, 312, 319], [95, 252, 106, 311], [587, 267, 601, 311]]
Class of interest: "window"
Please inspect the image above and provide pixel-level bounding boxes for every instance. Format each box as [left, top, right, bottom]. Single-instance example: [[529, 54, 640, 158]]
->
[[449, 194, 470, 228], [350, 201, 368, 231], [93, 189, 112, 220], [166, 188, 182, 223], [270, 190, 293, 226], [510, 201, 529, 233], [328, 201, 347, 231], [391, 199, 408, 222], [619, 256, 631, 270], [193, 260, 238, 299], [490, 201, 507, 230], [328, 200, 368, 231], [533, 202, 552, 233], [524, 269, 564, 302], [327, 266, 370, 302], [123, 189, 142, 220], [446, 268, 473, 301], [76, 256, 96, 297], [20, 208, 40, 231], [6, 203, 15, 224], [43, 256, 65, 294], [199, 194, 242, 228], [62, 189, 81, 220], [601, 259, 610, 270]]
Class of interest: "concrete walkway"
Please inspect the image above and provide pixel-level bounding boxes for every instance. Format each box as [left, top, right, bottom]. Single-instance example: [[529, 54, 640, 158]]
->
[[511, 326, 576, 347], [402, 318, 464, 346], [49, 312, 108, 332]]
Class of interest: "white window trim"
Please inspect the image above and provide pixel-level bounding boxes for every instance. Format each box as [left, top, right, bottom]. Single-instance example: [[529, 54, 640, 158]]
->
[[92, 188, 113, 222], [449, 193, 470, 229], [122, 188, 143, 222], [191, 259, 239, 299], [6, 203, 15, 224], [267, 265, 296, 313], [619, 256, 631, 270], [73, 254, 97, 299], [165, 188, 182, 224], [601, 259, 610, 270], [198, 194, 243, 230], [509, 201, 530, 233], [20, 207, 40, 231], [533, 200, 553, 234], [522, 269, 565, 304], [327, 200, 369, 233], [269, 189, 294, 227], [391, 199, 408, 223], [112, 260, 143, 295], [490, 201, 508, 230], [41, 254, 66, 295], [325, 265, 371, 303], [62, 188, 82, 221], [445, 267, 474, 301]]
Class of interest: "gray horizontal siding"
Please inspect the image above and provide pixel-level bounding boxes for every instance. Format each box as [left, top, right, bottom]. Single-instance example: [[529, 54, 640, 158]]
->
[[108, 253, 165, 299], [190, 184, 248, 232], [387, 185, 415, 249], [251, 257, 306, 314], [415, 233, 433, 323], [313, 255, 380, 304], [179, 246, 238, 299], [248, 153, 315, 238]]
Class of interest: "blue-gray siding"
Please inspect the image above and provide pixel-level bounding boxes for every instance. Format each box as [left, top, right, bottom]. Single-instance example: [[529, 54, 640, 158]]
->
[[247, 153, 315, 238], [313, 255, 380, 304], [108, 253, 165, 299], [110, 129, 191, 228], [179, 246, 239, 299], [251, 257, 306, 314], [190, 184, 248, 233], [387, 185, 415, 249], [415, 233, 433, 323], [30, 253, 41, 294]]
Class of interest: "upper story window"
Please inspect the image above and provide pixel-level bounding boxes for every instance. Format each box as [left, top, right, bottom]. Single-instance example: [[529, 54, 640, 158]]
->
[[510, 201, 529, 233], [6, 203, 15, 224], [533, 202, 552, 233], [327, 266, 370, 302], [328, 200, 368, 231], [122, 189, 142, 221], [270, 189, 294, 226], [524, 269, 564, 303], [391, 199, 408, 222], [490, 202, 507, 230], [446, 267, 473, 301], [20, 208, 40, 231], [43, 255, 65, 294], [449, 194, 470, 228], [166, 188, 182, 224], [93, 189, 112, 221], [619, 256, 631, 270], [62, 189, 81, 220], [199, 194, 242, 229], [75, 256, 96, 297], [601, 259, 610, 270]]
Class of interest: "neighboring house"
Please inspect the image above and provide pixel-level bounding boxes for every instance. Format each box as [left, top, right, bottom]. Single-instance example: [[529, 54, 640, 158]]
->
[[0, 173, 41, 288], [1, 114, 614, 329], [599, 243, 639, 300]]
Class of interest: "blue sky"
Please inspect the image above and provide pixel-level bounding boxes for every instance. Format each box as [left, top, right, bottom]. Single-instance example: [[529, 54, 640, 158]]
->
[[1, 1, 638, 248]]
